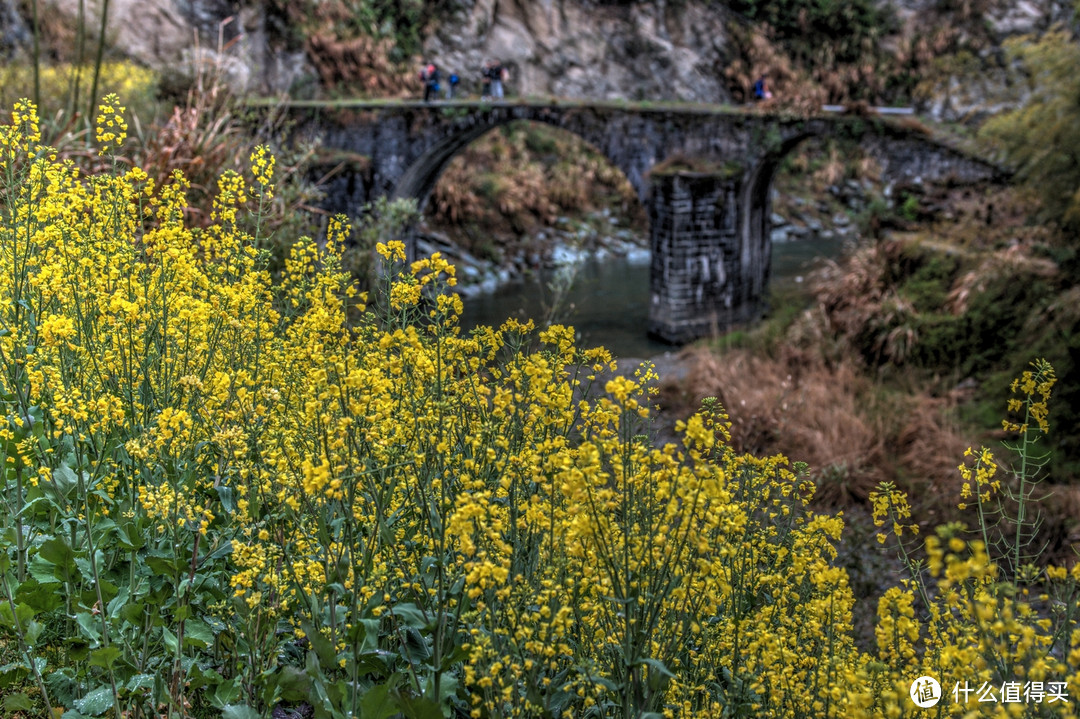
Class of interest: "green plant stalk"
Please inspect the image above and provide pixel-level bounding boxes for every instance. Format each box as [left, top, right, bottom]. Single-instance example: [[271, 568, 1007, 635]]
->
[[30, 0, 40, 109], [891, 504, 933, 615], [14, 466, 26, 582], [88, 0, 111, 126], [1012, 403, 1033, 584], [71, 0, 87, 120], [0, 571, 54, 716], [974, 462, 991, 559], [76, 450, 124, 719]]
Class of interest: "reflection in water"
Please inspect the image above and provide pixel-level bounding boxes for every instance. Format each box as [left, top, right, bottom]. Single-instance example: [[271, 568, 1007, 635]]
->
[[460, 237, 848, 358]]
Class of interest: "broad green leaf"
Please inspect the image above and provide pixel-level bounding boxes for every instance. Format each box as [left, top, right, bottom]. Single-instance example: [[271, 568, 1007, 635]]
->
[[126, 674, 155, 691], [51, 464, 78, 497], [183, 619, 214, 648], [301, 620, 338, 671], [120, 601, 145, 625], [203, 539, 234, 563], [73, 686, 115, 716], [268, 666, 308, 703], [393, 692, 443, 719], [389, 602, 431, 629], [24, 619, 42, 648], [27, 555, 63, 584], [38, 536, 75, 573], [3, 692, 33, 711], [215, 485, 238, 513], [210, 677, 243, 708], [162, 626, 178, 654], [61, 710, 93, 719], [0, 601, 36, 631], [89, 646, 121, 670], [345, 617, 380, 654], [16, 579, 64, 613], [221, 704, 261, 719], [359, 681, 400, 719], [0, 661, 28, 688], [75, 612, 102, 644], [116, 521, 145, 551]]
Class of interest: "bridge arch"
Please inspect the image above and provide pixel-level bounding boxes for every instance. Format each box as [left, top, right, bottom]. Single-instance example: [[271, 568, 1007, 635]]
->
[[390, 111, 654, 210], [739, 130, 821, 305]]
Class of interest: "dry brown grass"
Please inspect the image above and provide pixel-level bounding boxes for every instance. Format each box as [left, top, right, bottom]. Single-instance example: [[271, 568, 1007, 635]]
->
[[660, 346, 887, 505], [658, 344, 979, 512]]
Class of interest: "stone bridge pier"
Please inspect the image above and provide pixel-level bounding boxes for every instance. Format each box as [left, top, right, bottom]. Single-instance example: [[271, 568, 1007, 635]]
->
[[648, 172, 757, 343]]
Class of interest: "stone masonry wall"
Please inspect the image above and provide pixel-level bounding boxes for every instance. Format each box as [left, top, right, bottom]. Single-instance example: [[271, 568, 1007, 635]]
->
[[648, 172, 761, 344]]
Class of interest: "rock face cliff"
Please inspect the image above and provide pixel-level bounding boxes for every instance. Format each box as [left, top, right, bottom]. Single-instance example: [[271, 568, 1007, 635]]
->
[[7, 0, 1076, 114], [422, 0, 734, 103], [33, 0, 309, 93]]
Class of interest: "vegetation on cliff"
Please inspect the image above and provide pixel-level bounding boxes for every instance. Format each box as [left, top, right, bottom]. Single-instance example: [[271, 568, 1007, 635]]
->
[[981, 19, 1080, 232]]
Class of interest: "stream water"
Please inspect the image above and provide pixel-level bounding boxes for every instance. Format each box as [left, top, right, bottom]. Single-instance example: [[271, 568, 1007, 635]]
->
[[460, 235, 849, 357]]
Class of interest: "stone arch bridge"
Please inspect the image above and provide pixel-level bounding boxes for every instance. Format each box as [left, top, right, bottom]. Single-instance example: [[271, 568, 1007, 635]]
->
[[283, 100, 1001, 343]]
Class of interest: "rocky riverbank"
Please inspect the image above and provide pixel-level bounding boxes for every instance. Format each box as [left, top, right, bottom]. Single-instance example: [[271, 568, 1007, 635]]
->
[[421, 209, 650, 298]]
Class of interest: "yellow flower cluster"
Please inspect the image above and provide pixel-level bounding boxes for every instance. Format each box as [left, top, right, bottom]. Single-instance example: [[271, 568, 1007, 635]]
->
[[249, 143, 275, 197], [1, 100, 1075, 718], [1003, 358, 1056, 434], [95, 92, 128, 155], [957, 445, 1000, 509]]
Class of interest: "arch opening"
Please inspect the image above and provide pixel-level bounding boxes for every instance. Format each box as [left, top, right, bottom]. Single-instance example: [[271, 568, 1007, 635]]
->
[[406, 119, 661, 356], [742, 133, 879, 306]]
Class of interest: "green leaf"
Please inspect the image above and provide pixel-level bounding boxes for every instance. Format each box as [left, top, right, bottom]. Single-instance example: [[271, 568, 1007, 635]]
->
[[203, 539, 234, 564], [183, 619, 215, 648], [301, 620, 339, 671], [38, 536, 75, 572], [4, 692, 33, 711], [345, 617, 380, 654], [400, 626, 431, 663], [73, 685, 115, 716], [28, 555, 63, 583], [89, 646, 122, 670], [126, 674, 155, 692], [61, 711, 93, 719], [348, 651, 387, 678], [216, 485, 238, 514], [0, 662, 28, 689], [16, 579, 64, 613], [211, 677, 243, 708], [270, 666, 309, 703], [116, 521, 145, 551], [390, 602, 431, 629], [120, 601, 145, 625], [393, 692, 443, 719], [146, 554, 179, 578], [162, 626, 178, 655], [635, 657, 676, 679], [0, 601, 36, 631], [24, 619, 43, 648], [359, 681, 400, 719], [75, 612, 102, 644], [50, 464, 79, 498], [221, 704, 262, 719]]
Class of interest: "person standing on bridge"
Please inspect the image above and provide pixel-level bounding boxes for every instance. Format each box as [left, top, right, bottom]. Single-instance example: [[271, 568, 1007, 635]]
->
[[490, 60, 506, 99], [480, 60, 493, 100], [753, 72, 773, 101], [421, 61, 441, 103]]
